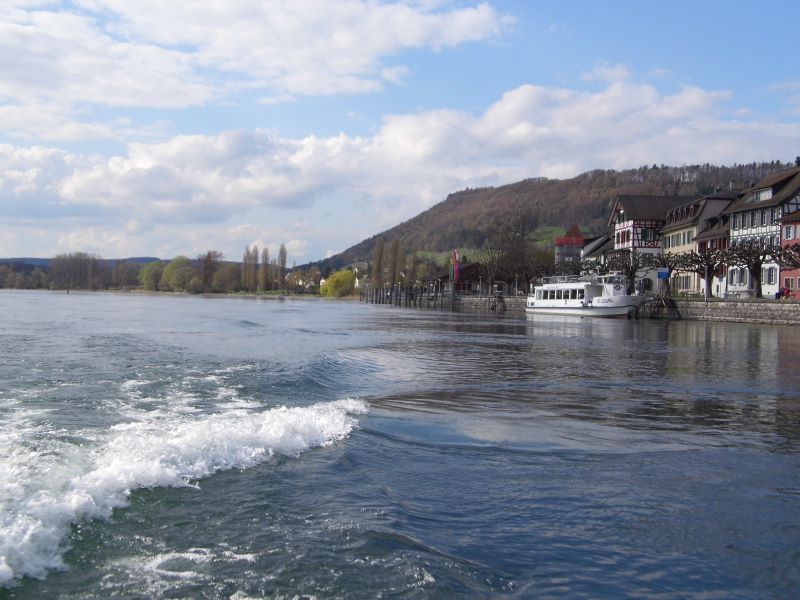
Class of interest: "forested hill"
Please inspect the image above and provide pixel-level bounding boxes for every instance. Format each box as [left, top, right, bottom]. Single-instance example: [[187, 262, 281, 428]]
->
[[320, 161, 794, 269]]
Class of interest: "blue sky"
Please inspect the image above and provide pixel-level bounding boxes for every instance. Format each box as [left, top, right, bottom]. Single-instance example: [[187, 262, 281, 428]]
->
[[1, 1, 798, 262]]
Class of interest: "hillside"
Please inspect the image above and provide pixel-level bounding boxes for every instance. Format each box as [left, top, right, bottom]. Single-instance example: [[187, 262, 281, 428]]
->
[[318, 161, 794, 270], [0, 257, 160, 273]]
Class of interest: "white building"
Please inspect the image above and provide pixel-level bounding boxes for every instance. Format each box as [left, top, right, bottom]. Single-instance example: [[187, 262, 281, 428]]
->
[[724, 165, 800, 298]]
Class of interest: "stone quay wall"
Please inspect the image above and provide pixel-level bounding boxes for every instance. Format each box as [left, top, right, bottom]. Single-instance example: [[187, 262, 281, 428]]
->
[[452, 294, 800, 325], [677, 300, 800, 325], [453, 295, 527, 314]]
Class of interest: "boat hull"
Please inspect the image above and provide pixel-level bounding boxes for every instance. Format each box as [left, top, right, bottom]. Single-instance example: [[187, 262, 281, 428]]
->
[[525, 304, 640, 318]]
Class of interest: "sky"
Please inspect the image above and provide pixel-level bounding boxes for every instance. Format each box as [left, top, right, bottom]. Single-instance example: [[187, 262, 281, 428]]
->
[[1, 0, 799, 263]]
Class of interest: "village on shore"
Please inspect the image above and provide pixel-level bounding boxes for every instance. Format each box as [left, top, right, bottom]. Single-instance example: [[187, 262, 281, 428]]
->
[[385, 160, 800, 304]]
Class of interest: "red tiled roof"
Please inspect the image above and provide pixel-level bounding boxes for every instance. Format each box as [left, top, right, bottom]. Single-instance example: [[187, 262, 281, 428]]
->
[[555, 224, 584, 246]]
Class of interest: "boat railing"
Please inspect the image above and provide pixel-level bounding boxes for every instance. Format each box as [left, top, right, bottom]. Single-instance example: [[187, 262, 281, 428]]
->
[[539, 275, 582, 285], [537, 273, 630, 287]]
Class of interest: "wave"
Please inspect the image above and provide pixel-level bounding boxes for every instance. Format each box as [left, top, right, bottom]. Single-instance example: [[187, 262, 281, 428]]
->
[[0, 398, 368, 586]]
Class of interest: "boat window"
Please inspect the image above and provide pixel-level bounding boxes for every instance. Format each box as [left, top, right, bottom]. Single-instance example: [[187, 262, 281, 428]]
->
[[578, 289, 585, 299], [570, 289, 577, 299], [536, 290, 542, 300], [556, 290, 562, 300]]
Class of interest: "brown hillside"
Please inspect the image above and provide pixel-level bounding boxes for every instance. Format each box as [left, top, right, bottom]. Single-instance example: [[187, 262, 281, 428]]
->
[[318, 161, 793, 269]]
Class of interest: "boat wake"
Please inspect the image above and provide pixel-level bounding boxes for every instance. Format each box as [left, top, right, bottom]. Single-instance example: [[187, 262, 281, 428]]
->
[[0, 398, 368, 586]]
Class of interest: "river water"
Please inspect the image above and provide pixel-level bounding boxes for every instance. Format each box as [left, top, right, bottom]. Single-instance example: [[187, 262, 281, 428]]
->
[[1, 290, 799, 598]]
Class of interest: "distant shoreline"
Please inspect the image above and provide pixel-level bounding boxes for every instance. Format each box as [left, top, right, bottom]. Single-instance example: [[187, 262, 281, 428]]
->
[[0, 288, 365, 301]]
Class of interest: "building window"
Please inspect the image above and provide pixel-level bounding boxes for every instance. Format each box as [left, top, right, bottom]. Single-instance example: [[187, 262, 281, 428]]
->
[[751, 211, 757, 227], [760, 210, 766, 226], [732, 214, 739, 229], [786, 225, 795, 240], [756, 188, 773, 202], [728, 270, 735, 284]]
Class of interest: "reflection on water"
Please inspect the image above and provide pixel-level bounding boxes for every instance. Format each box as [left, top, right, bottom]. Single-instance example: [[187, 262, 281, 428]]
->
[[359, 310, 800, 450], [2, 292, 800, 598]]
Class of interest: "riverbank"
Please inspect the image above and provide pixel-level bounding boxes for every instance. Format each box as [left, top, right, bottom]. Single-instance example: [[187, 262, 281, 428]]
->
[[449, 295, 800, 325]]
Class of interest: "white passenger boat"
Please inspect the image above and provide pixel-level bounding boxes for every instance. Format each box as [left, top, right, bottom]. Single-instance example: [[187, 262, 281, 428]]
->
[[525, 275, 644, 318]]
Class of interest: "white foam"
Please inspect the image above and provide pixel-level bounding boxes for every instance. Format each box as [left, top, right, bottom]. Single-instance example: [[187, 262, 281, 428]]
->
[[120, 379, 150, 390], [0, 398, 368, 586]]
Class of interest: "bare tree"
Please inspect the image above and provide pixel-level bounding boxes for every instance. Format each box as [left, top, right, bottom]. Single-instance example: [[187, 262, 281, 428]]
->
[[473, 246, 505, 294], [682, 249, 726, 300], [277, 244, 287, 290], [495, 205, 539, 288], [645, 251, 686, 297], [371, 238, 384, 289], [260, 247, 270, 291], [777, 242, 800, 270], [386, 239, 400, 287], [405, 253, 419, 286], [605, 249, 650, 294], [200, 250, 223, 293], [725, 240, 778, 299], [241, 245, 259, 292]]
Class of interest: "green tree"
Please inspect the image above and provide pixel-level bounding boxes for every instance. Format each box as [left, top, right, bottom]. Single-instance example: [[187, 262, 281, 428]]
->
[[139, 261, 164, 291], [212, 262, 241, 293], [29, 267, 49, 289], [320, 270, 356, 297], [112, 261, 142, 289], [160, 256, 192, 292]]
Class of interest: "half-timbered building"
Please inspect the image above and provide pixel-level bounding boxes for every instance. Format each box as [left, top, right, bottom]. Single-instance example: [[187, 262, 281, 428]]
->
[[660, 190, 736, 295], [693, 212, 731, 298], [607, 194, 692, 289], [724, 164, 800, 298]]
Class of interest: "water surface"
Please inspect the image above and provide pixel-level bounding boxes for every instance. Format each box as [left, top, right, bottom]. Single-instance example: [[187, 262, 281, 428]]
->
[[1, 290, 799, 598]]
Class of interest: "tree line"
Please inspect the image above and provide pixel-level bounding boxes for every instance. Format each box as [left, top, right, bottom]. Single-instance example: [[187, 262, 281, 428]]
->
[[0, 243, 328, 295]]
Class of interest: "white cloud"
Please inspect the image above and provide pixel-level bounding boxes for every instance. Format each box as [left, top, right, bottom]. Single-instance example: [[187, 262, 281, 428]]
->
[[258, 94, 296, 106], [0, 2, 506, 114], [581, 62, 632, 82], [1, 78, 799, 259], [381, 66, 410, 84], [0, 10, 213, 108]]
